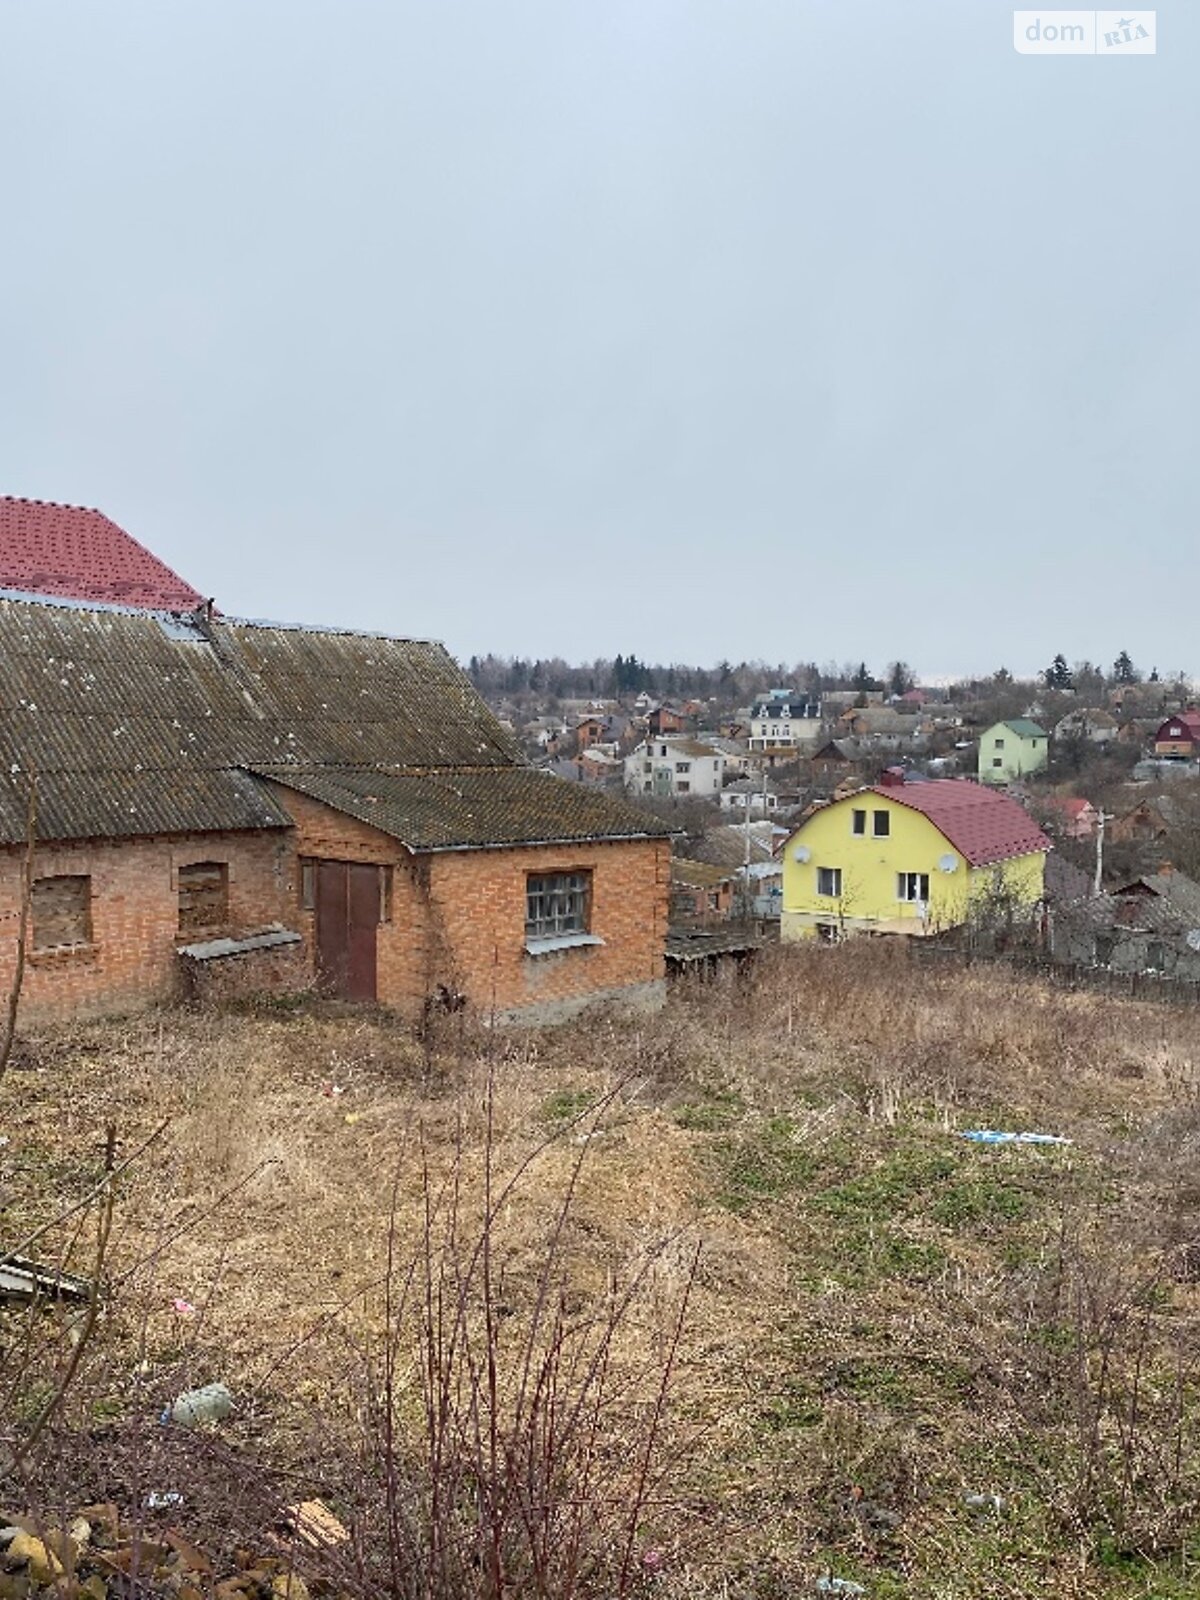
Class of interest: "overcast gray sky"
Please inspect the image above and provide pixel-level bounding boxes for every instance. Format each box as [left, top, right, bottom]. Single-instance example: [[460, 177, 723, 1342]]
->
[[2, 2, 1195, 679]]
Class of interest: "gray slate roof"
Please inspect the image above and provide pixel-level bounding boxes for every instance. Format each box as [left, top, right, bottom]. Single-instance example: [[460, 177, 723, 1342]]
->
[[0, 597, 668, 850]]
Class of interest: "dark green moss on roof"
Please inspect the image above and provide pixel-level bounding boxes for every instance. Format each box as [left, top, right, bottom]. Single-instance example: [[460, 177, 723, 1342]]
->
[[255, 766, 670, 851], [0, 597, 667, 850]]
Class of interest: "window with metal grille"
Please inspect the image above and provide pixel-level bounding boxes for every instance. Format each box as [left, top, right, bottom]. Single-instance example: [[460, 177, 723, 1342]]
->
[[526, 871, 591, 939], [32, 875, 92, 951], [178, 862, 229, 935]]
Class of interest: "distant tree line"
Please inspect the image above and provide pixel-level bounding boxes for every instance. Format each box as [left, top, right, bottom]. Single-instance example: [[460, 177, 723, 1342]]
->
[[465, 650, 1189, 706], [465, 654, 918, 703]]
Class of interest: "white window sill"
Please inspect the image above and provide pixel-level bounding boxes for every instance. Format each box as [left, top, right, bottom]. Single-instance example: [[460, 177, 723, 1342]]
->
[[524, 933, 606, 957]]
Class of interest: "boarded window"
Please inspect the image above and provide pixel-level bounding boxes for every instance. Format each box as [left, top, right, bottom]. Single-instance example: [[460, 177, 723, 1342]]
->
[[526, 871, 591, 939], [32, 875, 92, 951], [178, 861, 229, 934], [300, 859, 316, 911]]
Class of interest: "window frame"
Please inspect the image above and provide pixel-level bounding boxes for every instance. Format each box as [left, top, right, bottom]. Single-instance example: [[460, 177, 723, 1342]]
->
[[525, 869, 593, 942], [851, 808, 866, 836], [816, 866, 842, 899], [872, 810, 890, 838], [896, 871, 930, 904]]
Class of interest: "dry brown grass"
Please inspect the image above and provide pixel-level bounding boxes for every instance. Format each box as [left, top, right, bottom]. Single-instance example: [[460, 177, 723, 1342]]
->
[[5, 946, 1200, 1596]]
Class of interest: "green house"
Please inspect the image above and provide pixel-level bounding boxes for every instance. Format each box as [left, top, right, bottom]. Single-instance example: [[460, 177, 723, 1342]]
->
[[978, 719, 1048, 785]]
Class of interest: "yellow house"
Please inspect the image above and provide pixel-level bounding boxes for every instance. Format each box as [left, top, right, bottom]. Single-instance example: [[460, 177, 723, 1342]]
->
[[782, 776, 1050, 941]]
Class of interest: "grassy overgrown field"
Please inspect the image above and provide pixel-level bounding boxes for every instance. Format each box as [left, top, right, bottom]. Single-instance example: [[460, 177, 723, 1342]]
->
[[5, 944, 1200, 1598]]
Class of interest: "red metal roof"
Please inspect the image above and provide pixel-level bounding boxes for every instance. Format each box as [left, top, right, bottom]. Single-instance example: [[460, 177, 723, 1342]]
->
[[870, 778, 1051, 867], [0, 498, 203, 612], [1155, 712, 1200, 741]]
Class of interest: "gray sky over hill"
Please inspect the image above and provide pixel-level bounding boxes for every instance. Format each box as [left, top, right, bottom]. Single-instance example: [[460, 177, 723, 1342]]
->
[[2, 2, 1195, 679]]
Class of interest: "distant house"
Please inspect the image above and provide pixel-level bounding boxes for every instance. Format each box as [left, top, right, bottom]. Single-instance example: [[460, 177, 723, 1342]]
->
[[838, 706, 921, 744], [547, 750, 623, 786], [575, 712, 631, 753], [1117, 717, 1162, 746], [624, 737, 725, 798], [978, 720, 1048, 786], [670, 858, 737, 924], [810, 740, 853, 773], [781, 776, 1050, 941], [747, 689, 823, 763], [1153, 713, 1200, 759], [686, 821, 781, 871], [741, 859, 783, 920], [705, 736, 750, 777], [1054, 709, 1117, 745], [719, 779, 781, 817], [1110, 795, 1183, 845], [1048, 868, 1200, 979], [1039, 795, 1100, 839], [647, 705, 687, 737]]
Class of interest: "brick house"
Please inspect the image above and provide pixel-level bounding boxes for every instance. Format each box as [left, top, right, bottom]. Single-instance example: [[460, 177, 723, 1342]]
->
[[1153, 712, 1200, 759], [0, 590, 670, 1026]]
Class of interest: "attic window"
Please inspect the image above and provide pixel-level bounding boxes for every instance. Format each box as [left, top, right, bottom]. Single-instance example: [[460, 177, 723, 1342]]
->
[[32, 875, 92, 951], [852, 809, 866, 835], [873, 811, 890, 837], [178, 862, 229, 934]]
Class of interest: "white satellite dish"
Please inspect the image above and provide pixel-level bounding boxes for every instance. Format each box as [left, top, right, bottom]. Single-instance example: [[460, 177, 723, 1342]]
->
[[1186, 930, 1200, 953], [793, 845, 811, 863], [938, 854, 959, 873]]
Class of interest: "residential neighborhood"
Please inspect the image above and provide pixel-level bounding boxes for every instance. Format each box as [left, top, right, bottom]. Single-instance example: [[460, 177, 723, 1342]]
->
[[7, 8, 1197, 1595], [4, 495, 1191, 1015]]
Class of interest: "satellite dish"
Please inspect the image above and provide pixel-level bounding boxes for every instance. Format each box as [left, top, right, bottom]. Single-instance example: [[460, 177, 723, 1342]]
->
[[938, 854, 958, 873], [1186, 930, 1200, 953], [793, 845, 811, 863]]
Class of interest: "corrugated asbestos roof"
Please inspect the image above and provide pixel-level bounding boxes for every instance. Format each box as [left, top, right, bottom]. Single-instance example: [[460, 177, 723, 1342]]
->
[[0, 498, 203, 611], [255, 766, 667, 851], [0, 595, 666, 849]]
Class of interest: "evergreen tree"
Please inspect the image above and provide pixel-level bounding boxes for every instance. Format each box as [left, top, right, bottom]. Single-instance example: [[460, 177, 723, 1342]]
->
[[1044, 653, 1073, 690], [1113, 650, 1137, 684], [887, 660, 914, 697]]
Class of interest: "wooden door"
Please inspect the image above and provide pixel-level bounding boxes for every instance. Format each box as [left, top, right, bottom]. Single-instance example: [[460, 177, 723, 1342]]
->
[[315, 860, 378, 1001]]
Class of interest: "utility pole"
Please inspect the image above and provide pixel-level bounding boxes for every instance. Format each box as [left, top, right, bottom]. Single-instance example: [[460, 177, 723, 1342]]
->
[[1094, 809, 1113, 896]]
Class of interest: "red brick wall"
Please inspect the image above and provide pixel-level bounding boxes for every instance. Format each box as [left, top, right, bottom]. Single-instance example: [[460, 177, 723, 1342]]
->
[[0, 789, 670, 1026], [0, 830, 294, 1023], [270, 784, 669, 1020]]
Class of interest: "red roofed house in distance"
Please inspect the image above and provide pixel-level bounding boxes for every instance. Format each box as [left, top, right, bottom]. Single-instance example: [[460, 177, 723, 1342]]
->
[[781, 773, 1051, 941]]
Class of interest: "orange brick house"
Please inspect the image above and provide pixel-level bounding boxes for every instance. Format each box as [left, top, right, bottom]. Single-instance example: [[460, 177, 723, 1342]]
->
[[0, 591, 671, 1026]]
